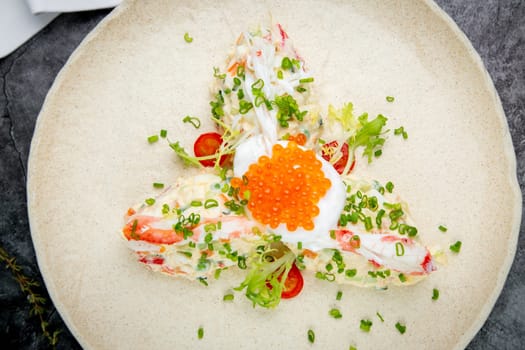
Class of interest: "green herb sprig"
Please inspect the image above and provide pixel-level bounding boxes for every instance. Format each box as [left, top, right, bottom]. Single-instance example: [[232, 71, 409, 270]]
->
[[0, 247, 61, 347]]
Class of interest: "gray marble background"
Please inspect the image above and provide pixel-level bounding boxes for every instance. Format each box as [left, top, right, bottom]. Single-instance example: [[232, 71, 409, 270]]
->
[[0, 1, 523, 349]]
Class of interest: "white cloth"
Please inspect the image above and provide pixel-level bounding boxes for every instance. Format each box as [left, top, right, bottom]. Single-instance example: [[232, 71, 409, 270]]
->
[[0, 0, 121, 58], [26, 0, 121, 14]]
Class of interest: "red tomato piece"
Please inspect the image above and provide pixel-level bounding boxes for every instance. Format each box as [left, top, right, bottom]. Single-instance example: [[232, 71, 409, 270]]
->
[[193, 132, 227, 167], [321, 140, 355, 174], [280, 263, 304, 299]]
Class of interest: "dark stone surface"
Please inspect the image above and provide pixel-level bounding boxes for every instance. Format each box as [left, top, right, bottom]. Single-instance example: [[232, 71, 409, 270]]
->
[[0, 1, 523, 349]]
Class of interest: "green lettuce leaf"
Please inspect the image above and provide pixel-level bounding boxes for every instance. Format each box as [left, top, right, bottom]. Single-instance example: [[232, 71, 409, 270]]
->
[[234, 241, 295, 308]]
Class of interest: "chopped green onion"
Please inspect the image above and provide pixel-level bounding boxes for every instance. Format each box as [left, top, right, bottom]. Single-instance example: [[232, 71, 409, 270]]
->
[[394, 126, 408, 139], [329, 230, 336, 239], [351, 235, 361, 248], [360, 319, 372, 332], [307, 329, 315, 344], [449, 241, 462, 253], [389, 221, 399, 230], [204, 199, 219, 209], [315, 271, 335, 281], [191, 200, 202, 207], [239, 100, 253, 114], [147, 135, 159, 144], [376, 312, 384, 322], [406, 225, 418, 237], [204, 223, 217, 233], [179, 251, 192, 258], [349, 346, 357, 350], [329, 308, 343, 319], [204, 233, 213, 244], [395, 322, 406, 334], [197, 326, 204, 339], [432, 288, 440, 300], [236, 65, 245, 78], [237, 255, 247, 269], [182, 116, 201, 129], [376, 209, 386, 228], [213, 67, 226, 79], [385, 181, 394, 193], [145, 198, 155, 206], [160, 129, 167, 138], [398, 273, 407, 283], [439, 225, 448, 232], [251, 78, 264, 91], [299, 77, 314, 83], [153, 182, 164, 189], [395, 242, 405, 256], [237, 89, 245, 100], [345, 269, 357, 278], [254, 95, 266, 107], [223, 293, 234, 301], [364, 216, 373, 231], [389, 208, 404, 221], [277, 70, 284, 79], [184, 32, 193, 43], [386, 96, 395, 102], [281, 57, 293, 70], [197, 277, 208, 286], [336, 291, 343, 301], [219, 168, 228, 182], [130, 219, 139, 240], [214, 268, 222, 279]]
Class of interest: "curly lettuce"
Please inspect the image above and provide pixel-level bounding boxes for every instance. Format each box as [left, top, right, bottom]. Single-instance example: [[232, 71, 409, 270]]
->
[[234, 241, 295, 308]]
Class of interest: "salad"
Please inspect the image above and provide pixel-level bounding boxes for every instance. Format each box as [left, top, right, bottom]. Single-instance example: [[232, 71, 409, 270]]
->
[[121, 23, 436, 309]]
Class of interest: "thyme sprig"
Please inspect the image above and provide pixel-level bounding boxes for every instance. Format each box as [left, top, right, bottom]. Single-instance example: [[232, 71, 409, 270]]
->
[[0, 246, 61, 347]]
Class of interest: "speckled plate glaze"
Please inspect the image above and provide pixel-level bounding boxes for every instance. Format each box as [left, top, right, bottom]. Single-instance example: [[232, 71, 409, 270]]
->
[[27, 1, 522, 349]]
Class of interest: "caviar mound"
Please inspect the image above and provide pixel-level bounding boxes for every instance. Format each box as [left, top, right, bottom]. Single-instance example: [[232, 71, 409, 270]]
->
[[231, 142, 331, 231]]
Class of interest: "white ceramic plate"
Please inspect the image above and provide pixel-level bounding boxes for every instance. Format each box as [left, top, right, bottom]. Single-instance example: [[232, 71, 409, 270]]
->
[[27, 1, 522, 349]]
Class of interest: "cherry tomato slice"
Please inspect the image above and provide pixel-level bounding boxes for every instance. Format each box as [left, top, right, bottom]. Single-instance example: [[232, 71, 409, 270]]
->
[[321, 140, 355, 174], [281, 263, 304, 299], [193, 132, 227, 167]]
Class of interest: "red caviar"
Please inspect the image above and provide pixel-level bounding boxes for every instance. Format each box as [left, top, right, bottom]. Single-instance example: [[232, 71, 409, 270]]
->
[[231, 142, 331, 231], [287, 133, 307, 146]]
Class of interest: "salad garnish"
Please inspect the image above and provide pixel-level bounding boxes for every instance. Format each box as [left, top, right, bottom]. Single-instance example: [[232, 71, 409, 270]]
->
[[307, 329, 315, 344], [147, 134, 159, 144], [449, 241, 462, 253], [360, 319, 373, 332], [234, 241, 296, 308], [184, 32, 193, 43], [395, 322, 406, 334], [329, 308, 343, 319], [432, 288, 440, 300]]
